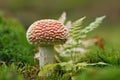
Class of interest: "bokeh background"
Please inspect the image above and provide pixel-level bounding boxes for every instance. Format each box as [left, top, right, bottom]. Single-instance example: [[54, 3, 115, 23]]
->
[[0, 0, 120, 45]]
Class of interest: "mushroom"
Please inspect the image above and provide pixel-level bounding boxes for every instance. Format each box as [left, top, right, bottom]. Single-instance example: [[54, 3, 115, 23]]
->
[[26, 19, 68, 68]]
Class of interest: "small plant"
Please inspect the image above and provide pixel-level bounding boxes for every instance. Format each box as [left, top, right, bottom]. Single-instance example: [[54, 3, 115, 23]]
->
[[55, 13, 105, 63], [0, 63, 24, 80], [38, 61, 108, 79], [17, 62, 39, 79]]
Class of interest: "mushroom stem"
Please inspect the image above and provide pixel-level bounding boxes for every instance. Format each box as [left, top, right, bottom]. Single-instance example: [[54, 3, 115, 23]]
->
[[39, 45, 56, 69]]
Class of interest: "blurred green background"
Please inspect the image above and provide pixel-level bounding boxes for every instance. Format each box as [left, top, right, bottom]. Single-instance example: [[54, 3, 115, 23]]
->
[[0, 0, 120, 45]]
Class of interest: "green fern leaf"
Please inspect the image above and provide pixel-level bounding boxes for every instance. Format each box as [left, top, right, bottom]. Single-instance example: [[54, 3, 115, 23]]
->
[[81, 16, 106, 34], [68, 17, 86, 41], [58, 12, 66, 24], [68, 16, 105, 42], [38, 64, 56, 76]]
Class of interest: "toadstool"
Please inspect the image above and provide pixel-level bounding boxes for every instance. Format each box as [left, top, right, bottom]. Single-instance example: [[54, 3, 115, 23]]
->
[[26, 19, 68, 68]]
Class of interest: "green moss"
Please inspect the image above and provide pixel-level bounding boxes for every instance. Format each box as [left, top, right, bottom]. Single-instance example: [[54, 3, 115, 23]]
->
[[72, 67, 120, 80], [0, 13, 34, 64], [79, 44, 120, 65]]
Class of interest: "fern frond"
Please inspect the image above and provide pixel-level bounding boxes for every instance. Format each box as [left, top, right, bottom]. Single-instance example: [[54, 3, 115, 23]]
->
[[38, 64, 56, 76], [68, 16, 86, 41], [68, 16, 105, 42], [65, 21, 72, 30], [81, 16, 106, 34], [58, 12, 66, 24], [72, 16, 86, 28]]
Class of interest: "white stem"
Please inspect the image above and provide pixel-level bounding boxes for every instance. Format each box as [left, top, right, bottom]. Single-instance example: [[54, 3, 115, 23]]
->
[[39, 45, 56, 69]]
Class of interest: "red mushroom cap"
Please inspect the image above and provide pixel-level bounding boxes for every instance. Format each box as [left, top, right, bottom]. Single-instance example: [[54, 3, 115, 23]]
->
[[26, 19, 68, 45]]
